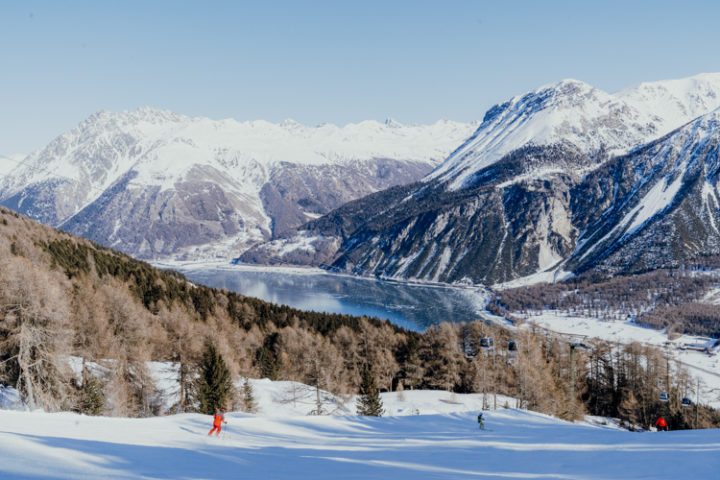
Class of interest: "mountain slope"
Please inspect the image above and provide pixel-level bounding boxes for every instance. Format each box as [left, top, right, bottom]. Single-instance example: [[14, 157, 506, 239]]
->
[[0, 109, 475, 259], [335, 110, 720, 283], [567, 109, 720, 274], [246, 74, 720, 284], [2, 206, 716, 439], [0, 154, 23, 176]]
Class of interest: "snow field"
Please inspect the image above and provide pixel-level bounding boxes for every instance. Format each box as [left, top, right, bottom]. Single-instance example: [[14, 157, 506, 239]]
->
[[1, 405, 718, 479]]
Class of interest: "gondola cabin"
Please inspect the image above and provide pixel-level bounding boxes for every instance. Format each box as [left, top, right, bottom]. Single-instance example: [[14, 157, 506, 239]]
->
[[480, 336, 495, 350]]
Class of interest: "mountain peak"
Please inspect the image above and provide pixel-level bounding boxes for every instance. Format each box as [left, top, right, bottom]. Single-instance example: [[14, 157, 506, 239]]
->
[[429, 73, 720, 191], [279, 118, 304, 129], [82, 107, 189, 130], [543, 77, 594, 91], [384, 118, 404, 128], [617, 74, 720, 135], [528, 78, 597, 100]]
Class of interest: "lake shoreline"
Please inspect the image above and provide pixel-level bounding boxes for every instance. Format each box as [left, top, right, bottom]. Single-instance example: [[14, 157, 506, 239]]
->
[[155, 261, 491, 331], [153, 259, 491, 293]]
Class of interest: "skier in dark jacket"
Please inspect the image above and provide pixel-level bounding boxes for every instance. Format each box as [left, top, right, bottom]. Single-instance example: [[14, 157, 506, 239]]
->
[[477, 413, 485, 430]]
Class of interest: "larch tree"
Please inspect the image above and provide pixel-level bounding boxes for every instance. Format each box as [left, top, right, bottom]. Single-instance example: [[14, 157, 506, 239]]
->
[[418, 323, 461, 391], [0, 258, 74, 411]]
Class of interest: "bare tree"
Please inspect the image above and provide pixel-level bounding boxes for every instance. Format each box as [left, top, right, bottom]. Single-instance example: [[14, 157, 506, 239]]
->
[[0, 258, 74, 411]]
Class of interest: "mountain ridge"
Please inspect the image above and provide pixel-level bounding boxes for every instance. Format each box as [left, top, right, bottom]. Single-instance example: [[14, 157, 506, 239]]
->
[[428, 73, 720, 191], [0, 108, 477, 259]]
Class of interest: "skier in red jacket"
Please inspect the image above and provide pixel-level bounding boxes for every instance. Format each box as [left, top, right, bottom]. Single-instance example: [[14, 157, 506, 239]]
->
[[655, 416, 668, 431], [208, 409, 227, 436]]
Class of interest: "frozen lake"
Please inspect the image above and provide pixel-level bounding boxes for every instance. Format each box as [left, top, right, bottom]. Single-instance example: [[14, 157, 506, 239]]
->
[[177, 266, 487, 331]]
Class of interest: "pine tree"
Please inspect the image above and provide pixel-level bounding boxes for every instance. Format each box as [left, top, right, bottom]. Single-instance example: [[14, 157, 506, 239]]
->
[[241, 378, 258, 414], [77, 371, 104, 416], [176, 361, 192, 413], [255, 332, 282, 380], [195, 343, 234, 415], [356, 364, 384, 416]]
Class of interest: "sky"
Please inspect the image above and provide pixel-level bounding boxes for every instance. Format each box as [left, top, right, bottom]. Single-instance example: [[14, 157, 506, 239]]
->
[[1, 0, 720, 154]]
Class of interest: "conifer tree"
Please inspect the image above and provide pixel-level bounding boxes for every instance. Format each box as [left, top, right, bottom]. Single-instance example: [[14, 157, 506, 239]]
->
[[77, 371, 104, 416], [241, 378, 258, 413], [356, 364, 384, 416], [255, 332, 282, 380], [195, 343, 234, 415]]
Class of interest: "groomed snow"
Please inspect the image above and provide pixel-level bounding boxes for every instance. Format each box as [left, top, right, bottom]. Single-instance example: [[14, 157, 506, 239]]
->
[[1, 406, 718, 479], [2, 361, 718, 478]]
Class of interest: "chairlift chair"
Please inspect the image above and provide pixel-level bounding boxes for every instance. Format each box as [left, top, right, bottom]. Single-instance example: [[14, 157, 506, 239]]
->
[[507, 340, 518, 360], [463, 344, 478, 359], [659, 391, 670, 403], [480, 336, 495, 349], [681, 397, 692, 408], [570, 342, 591, 351], [461, 333, 477, 359]]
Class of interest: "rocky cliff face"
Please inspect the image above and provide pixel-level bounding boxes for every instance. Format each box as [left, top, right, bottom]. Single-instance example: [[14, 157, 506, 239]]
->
[[314, 145, 589, 284]]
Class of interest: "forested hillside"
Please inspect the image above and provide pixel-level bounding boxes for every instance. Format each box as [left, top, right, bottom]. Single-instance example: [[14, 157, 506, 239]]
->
[[0, 207, 717, 428], [491, 267, 720, 338]]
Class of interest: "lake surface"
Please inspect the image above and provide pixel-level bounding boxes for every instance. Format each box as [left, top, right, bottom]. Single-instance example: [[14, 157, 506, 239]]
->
[[179, 267, 487, 331]]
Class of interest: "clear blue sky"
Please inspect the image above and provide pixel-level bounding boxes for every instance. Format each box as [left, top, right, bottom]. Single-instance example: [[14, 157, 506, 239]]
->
[[1, 0, 719, 153]]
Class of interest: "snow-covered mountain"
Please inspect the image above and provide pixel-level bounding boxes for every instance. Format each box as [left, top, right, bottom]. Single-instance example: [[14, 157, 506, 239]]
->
[[430, 73, 720, 190], [0, 108, 476, 259], [567, 108, 720, 274], [0, 153, 23, 176], [244, 73, 720, 284]]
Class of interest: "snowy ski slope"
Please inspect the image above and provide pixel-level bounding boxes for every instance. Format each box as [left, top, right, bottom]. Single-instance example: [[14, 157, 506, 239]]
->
[[1, 406, 718, 479]]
